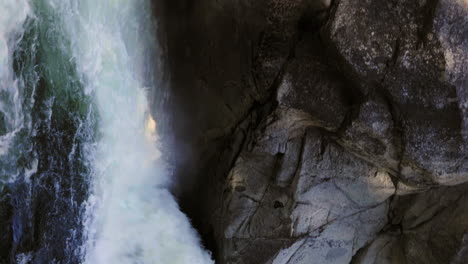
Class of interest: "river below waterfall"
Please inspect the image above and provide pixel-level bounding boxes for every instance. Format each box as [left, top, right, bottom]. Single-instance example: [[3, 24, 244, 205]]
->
[[0, 0, 212, 263]]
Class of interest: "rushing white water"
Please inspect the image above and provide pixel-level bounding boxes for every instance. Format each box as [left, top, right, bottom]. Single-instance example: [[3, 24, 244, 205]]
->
[[0, 0, 212, 262], [0, 0, 31, 159], [37, 0, 213, 263]]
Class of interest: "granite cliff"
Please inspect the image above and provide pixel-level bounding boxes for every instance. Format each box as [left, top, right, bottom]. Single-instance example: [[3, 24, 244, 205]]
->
[[152, 0, 468, 263]]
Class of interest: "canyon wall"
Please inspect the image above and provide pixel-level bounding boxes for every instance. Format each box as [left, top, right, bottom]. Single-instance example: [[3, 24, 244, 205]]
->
[[153, 0, 468, 263]]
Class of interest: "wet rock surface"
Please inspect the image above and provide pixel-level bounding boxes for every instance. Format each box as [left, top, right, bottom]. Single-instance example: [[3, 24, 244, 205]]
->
[[153, 0, 467, 263]]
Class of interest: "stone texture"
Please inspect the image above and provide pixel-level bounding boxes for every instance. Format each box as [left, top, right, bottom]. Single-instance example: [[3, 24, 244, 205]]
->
[[152, 0, 468, 263], [219, 109, 394, 264], [337, 93, 400, 174], [277, 36, 352, 131], [354, 183, 468, 264], [326, 0, 468, 185]]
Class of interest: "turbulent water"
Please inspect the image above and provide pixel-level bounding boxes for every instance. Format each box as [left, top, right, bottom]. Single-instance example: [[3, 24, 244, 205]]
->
[[0, 0, 213, 263]]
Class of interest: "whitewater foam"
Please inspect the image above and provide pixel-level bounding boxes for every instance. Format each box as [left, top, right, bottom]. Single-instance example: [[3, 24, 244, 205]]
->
[[0, 0, 34, 190], [40, 0, 214, 263], [0, 0, 31, 159]]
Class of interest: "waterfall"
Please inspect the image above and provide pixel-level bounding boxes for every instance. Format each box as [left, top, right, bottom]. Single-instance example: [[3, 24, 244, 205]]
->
[[0, 0, 33, 183], [0, 0, 213, 263]]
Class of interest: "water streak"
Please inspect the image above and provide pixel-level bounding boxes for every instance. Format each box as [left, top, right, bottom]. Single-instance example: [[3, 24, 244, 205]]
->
[[0, 0, 33, 182], [44, 0, 214, 263]]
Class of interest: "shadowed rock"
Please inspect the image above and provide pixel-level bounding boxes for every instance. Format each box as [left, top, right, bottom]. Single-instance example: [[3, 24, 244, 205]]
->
[[152, 0, 467, 262]]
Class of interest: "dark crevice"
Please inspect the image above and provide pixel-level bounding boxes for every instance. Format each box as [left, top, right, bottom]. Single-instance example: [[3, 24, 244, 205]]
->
[[378, 89, 405, 178], [167, 8, 302, 259], [273, 200, 284, 209], [417, 0, 440, 48], [290, 133, 307, 185], [389, 37, 401, 68]]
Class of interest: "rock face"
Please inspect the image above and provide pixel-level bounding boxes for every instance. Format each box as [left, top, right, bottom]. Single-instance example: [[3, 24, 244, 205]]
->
[[327, 0, 467, 186], [221, 110, 395, 263], [153, 0, 467, 263]]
